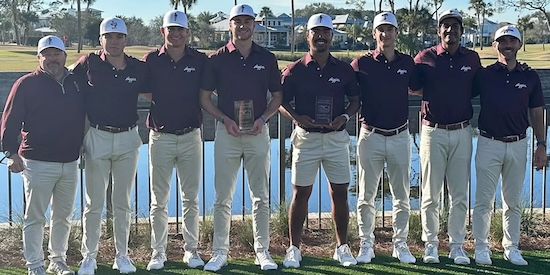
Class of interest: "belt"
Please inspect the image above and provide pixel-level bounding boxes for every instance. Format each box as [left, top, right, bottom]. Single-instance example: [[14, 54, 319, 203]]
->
[[299, 126, 342, 133], [157, 127, 197, 136], [90, 123, 136, 133], [479, 130, 526, 143], [422, 119, 469, 131], [363, 123, 408, 137]]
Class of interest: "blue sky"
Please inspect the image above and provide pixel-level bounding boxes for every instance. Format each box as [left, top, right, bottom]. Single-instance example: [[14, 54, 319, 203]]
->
[[87, 0, 524, 25]]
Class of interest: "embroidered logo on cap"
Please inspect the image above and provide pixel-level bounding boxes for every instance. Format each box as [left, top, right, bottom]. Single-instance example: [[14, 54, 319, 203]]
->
[[318, 15, 323, 23], [183, 66, 196, 72], [48, 37, 53, 44], [328, 77, 340, 83], [241, 5, 245, 12], [515, 83, 527, 89], [110, 20, 118, 29], [174, 12, 178, 21]]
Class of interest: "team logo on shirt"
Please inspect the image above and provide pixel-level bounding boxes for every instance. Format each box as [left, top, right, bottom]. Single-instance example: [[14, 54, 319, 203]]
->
[[183, 66, 196, 72], [328, 77, 340, 83], [125, 76, 137, 83], [396, 69, 407, 75], [253, 64, 265, 71], [460, 66, 472, 72], [515, 83, 527, 89]]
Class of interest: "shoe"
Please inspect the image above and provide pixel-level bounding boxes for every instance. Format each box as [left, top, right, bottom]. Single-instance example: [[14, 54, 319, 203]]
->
[[112, 255, 137, 274], [474, 248, 492, 265], [392, 242, 416, 264], [356, 241, 375, 264], [332, 244, 357, 267], [449, 246, 471, 265], [47, 260, 74, 275], [77, 257, 97, 275], [283, 245, 302, 268], [28, 266, 46, 275], [254, 249, 278, 270], [203, 251, 228, 272], [504, 248, 528, 266], [183, 250, 205, 268], [423, 243, 440, 263], [146, 251, 167, 271]]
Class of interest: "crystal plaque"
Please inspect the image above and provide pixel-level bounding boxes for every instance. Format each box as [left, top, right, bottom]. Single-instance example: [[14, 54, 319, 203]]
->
[[234, 100, 255, 132], [315, 96, 333, 125]]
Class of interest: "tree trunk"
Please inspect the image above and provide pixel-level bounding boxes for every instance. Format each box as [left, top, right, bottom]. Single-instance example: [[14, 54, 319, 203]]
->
[[480, 18, 484, 50], [10, 0, 21, 45], [290, 0, 294, 53], [77, 0, 82, 52]]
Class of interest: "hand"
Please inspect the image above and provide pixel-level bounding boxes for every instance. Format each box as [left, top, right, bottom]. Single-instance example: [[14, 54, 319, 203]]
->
[[534, 146, 547, 170], [247, 119, 265, 136], [323, 115, 347, 131], [7, 154, 24, 173], [222, 117, 242, 137], [293, 115, 324, 129]]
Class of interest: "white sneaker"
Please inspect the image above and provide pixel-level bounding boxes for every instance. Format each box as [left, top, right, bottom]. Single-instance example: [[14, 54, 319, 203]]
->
[[77, 257, 97, 275], [146, 251, 167, 271], [203, 251, 228, 272], [28, 266, 46, 275], [112, 255, 137, 274], [356, 241, 375, 264], [474, 248, 492, 265], [449, 246, 471, 265], [392, 242, 416, 264], [332, 244, 357, 267], [504, 248, 528, 266], [47, 260, 74, 275], [254, 250, 278, 270], [283, 245, 302, 268], [423, 243, 440, 264], [183, 250, 205, 268]]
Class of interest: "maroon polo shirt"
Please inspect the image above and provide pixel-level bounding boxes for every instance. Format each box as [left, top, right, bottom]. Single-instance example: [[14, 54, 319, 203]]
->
[[414, 44, 481, 124], [201, 42, 282, 121], [143, 45, 207, 131], [281, 53, 360, 132], [351, 50, 421, 129], [474, 62, 544, 137], [1, 68, 86, 162], [72, 50, 148, 128]]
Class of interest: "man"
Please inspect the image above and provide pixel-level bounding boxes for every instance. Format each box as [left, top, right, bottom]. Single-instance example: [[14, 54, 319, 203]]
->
[[142, 10, 207, 271], [472, 25, 546, 266], [280, 13, 361, 269], [199, 4, 282, 272], [1, 35, 85, 275], [350, 11, 420, 265], [72, 17, 148, 275], [413, 9, 481, 264]]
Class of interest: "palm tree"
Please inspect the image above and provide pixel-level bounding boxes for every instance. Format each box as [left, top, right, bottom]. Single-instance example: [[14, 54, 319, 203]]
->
[[479, 2, 494, 50], [469, 0, 484, 50], [291, 0, 295, 53], [64, 0, 96, 53], [259, 6, 274, 47], [517, 15, 534, 52], [169, 0, 197, 14]]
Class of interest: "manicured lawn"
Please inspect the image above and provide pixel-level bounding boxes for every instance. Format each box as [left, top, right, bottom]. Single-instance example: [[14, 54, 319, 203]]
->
[[2, 251, 549, 274]]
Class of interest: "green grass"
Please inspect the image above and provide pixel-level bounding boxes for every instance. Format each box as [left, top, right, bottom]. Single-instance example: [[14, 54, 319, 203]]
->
[[2, 251, 550, 274]]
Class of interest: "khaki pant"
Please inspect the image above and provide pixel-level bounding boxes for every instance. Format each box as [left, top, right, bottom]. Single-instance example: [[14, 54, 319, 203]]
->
[[420, 125, 472, 246], [149, 129, 201, 253], [473, 136, 527, 250], [356, 128, 411, 246], [21, 158, 78, 269], [212, 123, 271, 253], [81, 127, 142, 258]]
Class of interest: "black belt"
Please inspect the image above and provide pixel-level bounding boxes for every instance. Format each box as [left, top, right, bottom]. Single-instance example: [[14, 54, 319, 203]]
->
[[157, 127, 197, 136], [90, 123, 136, 133], [299, 126, 343, 133], [479, 130, 526, 143], [422, 119, 469, 131], [363, 123, 408, 137]]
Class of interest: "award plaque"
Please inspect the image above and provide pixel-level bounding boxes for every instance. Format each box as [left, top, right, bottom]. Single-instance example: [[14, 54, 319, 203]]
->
[[234, 100, 255, 132], [315, 96, 333, 124]]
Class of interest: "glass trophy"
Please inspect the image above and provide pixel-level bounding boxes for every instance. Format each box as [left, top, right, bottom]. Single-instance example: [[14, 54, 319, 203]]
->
[[234, 100, 255, 132], [315, 96, 333, 125]]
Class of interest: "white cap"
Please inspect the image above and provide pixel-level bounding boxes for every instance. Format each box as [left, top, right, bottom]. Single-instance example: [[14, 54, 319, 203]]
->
[[100, 17, 127, 35], [439, 9, 463, 25], [307, 13, 333, 30], [494, 25, 522, 42], [37, 35, 65, 54], [163, 10, 188, 28], [373, 12, 398, 29], [229, 4, 255, 20]]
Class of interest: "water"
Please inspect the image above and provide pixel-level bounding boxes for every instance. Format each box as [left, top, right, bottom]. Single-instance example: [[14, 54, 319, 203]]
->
[[1, 130, 549, 222]]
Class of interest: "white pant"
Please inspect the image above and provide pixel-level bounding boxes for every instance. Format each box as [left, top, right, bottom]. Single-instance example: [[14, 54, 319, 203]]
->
[[420, 125, 472, 246], [212, 123, 271, 253], [81, 127, 142, 258], [356, 128, 411, 246], [473, 136, 527, 250], [149, 129, 201, 253], [21, 158, 78, 269]]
